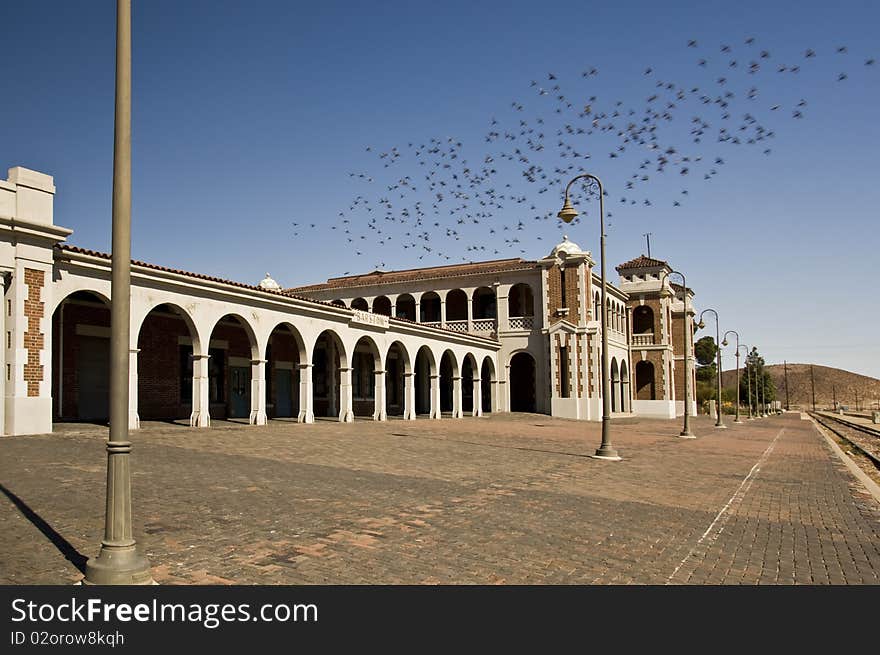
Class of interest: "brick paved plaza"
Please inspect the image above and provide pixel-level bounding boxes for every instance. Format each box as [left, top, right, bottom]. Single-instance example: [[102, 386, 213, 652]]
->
[[1, 412, 878, 585]]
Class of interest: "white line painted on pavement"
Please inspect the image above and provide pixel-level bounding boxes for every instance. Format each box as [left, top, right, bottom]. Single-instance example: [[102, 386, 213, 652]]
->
[[666, 427, 786, 584]]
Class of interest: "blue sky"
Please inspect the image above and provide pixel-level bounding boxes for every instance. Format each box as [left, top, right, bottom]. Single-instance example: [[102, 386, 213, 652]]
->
[[4, 0, 878, 378]]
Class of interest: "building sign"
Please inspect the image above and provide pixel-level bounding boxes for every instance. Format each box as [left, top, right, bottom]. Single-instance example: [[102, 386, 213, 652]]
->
[[350, 309, 389, 330]]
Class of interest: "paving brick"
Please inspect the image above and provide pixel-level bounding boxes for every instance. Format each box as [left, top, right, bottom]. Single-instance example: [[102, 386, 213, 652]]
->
[[0, 412, 877, 584]]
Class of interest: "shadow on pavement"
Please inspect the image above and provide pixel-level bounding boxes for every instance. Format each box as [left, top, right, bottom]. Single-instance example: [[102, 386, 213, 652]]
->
[[0, 483, 88, 574]]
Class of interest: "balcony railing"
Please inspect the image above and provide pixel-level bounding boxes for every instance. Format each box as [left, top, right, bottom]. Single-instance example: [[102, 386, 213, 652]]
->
[[632, 332, 654, 346], [508, 316, 534, 331], [471, 318, 497, 335], [445, 320, 469, 333]]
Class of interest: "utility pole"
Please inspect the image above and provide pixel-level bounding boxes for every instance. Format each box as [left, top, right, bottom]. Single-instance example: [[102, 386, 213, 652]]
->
[[810, 364, 816, 412], [855, 389, 859, 412], [833, 385, 837, 410], [783, 360, 790, 411], [643, 232, 652, 258]]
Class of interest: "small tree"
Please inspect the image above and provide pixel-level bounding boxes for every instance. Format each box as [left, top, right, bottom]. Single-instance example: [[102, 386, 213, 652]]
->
[[694, 335, 718, 406], [740, 347, 775, 409]]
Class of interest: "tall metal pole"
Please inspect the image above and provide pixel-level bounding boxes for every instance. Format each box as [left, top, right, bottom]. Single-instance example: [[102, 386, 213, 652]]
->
[[723, 330, 742, 423], [740, 345, 753, 419], [783, 360, 790, 410], [84, 0, 152, 585], [698, 309, 725, 428], [660, 270, 694, 437], [558, 173, 620, 460], [810, 364, 816, 412]]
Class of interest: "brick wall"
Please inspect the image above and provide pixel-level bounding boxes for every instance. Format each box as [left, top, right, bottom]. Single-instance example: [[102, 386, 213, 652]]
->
[[23, 269, 45, 397], [546, 264, 581, 326]]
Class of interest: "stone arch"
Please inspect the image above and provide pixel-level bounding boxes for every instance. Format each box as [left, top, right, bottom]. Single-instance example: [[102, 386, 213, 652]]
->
[[135, 302, 201, 423], [610, 358, 620, 412], [472, 286, 496, 320], [372, 296, 392, 317], [414, 345, 436, 416], [509, 283, 534, 317], [445, 289, 468, 322], [205, 313, 260, 421], [351, 298, 369, 311], [480, 355, 497, 413], [331, 299, 347, 308], [509, 351, 537, 412], [462, 352, 479, 414], [420, 291, 441, 323], [52, 290, 112, 423], [385, 340, 411, 417], [395, 294, 416, 321], [620, 360, 631, 412], [312, 329, 349, 420], [636, 360, 656, 400], [265, 322, 307, 420], [351, 335, 382, 418], [439, 349, 459, 414], [633, 305, 654, 335]]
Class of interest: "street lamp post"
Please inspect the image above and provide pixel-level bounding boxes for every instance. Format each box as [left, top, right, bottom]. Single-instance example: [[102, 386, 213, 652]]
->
[[738, 344, 753, 419], [659, 270, 695, 438], [722, 330, 743, 423], [558, 173, 620, 460], [83, 0, 152, 585], [697, 309, 726, 429]]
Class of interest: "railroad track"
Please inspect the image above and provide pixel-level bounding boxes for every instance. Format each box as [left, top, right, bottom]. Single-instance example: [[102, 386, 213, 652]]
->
[[810, 411, 880, 469]]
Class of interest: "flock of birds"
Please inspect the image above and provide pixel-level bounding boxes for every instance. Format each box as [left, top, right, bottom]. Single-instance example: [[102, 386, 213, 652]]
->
[[290, 38, 875, 274]]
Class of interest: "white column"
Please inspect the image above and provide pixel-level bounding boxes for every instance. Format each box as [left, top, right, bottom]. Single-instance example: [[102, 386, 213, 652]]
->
[[339, 366, 354, 422], [390, 299, 397, 319], [430, 374, 441, 419], [129, 348, 140, 430], [413, 293, 422, 323], [496, 283, 509, 332], [440, 299, 446, 328], [403, 371, 416, 420], [466, 292, 474, 332], [452, 375, 463, 418], [373, 369, 387, 421], [472, 377, 482, 417], [190, 353, 211, 427], [297, 362, 314, 423], [249, 358, 267, 425]]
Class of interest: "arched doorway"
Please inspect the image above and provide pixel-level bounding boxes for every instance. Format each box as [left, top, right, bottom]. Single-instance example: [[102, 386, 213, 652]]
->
[[481, 356, 496, 413], [312, 330, 346, 420], [636, 360, 656, 400], [266, 323, 305, 420], [439, 350, 458, 415], [373, 296, 392, 316], [136, 303, 199, 422], [385, 341, 410, 418], [462, 354, 477, 414], [620, 361, 631, 412], [395, 294, 416, 321], [52, 290, 111, 422], [352, 336, 381, 418], [414, 346, 435, 416], [610, 358, 620, 412], [446, 289, 467, 326], [206, 314, 258, 421], [420, 292, 441, 324], [509, 352, 536, 412]]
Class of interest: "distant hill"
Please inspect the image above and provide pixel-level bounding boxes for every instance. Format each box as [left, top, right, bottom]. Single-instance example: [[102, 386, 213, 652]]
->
[[721, 363, 880, 412]]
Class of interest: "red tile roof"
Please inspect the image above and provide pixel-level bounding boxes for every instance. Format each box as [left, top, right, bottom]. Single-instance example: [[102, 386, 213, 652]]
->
[[616, 254, 670, 271], [289, 258, 538, 293]]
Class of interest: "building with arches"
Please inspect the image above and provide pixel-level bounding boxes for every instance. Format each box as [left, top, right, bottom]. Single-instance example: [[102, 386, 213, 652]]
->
[[0, 166, 695, 436]]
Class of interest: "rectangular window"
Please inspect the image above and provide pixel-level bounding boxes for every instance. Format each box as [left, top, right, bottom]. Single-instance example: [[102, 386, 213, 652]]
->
[[560, 268, 567, 308], [560, 346, 570, 398]]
